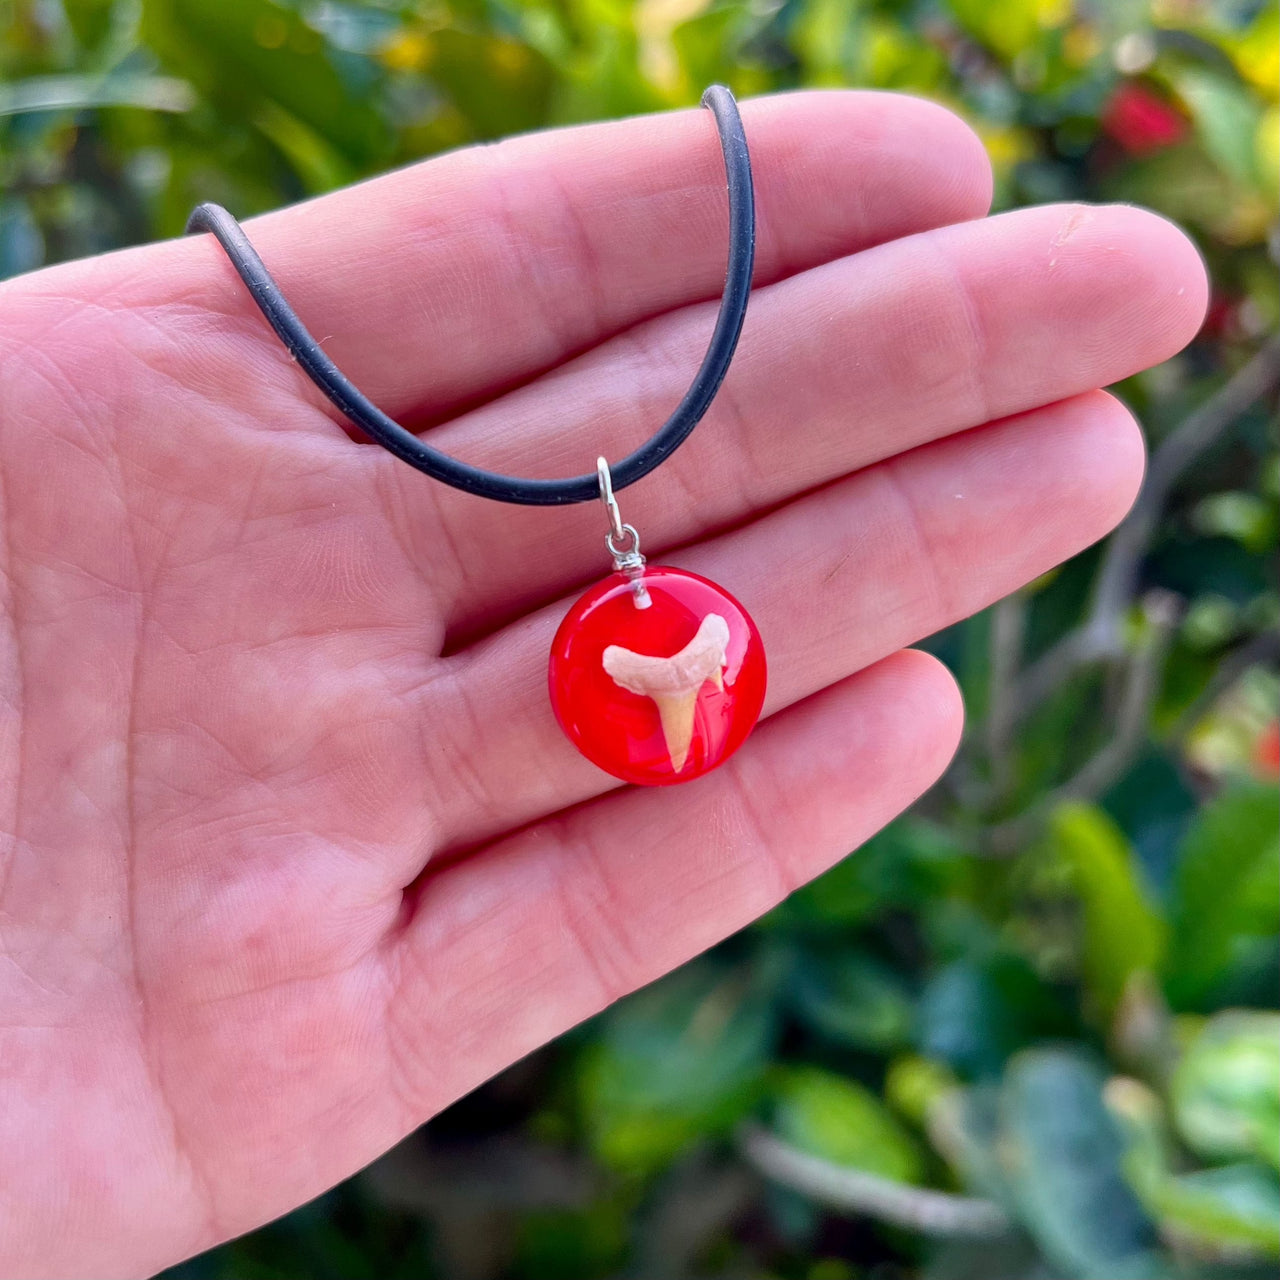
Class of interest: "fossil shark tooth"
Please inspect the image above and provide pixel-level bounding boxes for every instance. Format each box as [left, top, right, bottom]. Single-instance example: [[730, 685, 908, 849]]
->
[[602, 613, 731, 771]]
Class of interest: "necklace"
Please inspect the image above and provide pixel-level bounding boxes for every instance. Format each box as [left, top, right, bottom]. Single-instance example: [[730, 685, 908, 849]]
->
[[186, 85, 765, 787]]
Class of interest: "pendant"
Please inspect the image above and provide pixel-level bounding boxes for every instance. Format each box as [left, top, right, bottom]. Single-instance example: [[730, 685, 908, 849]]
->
[[548, 461, 766, 786]]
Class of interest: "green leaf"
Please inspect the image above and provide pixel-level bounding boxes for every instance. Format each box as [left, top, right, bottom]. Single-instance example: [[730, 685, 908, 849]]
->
[[1048, 802, 1167, 1020], [771, 1067, 925, 1186], [1107, 1075, 1177, 1210], [917, 954, 1072, 1078], [1170, 67, 1263, 187], [62, 0, 117, 53], [418, 29, 554, 140], [1220, 5, 1280, 98], [0, 73, 196, 117], [923, 1083, 1009, 1204], [254, 99, 355, 192], [791, 0, 858, 83], [141, 0, 391, 168], [788, 949, 914, 1052], [514, 1205, 628, 1279], [1157, 1164, 1280, 1256], [885, 1055, 960, 1128], [672, 6, 745, 96], [1167, 782, 1280, 1006], [1172, 1011, 1280, 1171], [1192, 492, 1279, 555], [1108, 1076, 1280, 1256], [943, 0, 1040, 62], [1001, 1049, 1161, 1279], [770, 816, 967, 931], [1259, 105, 1280, 203], [0, 195, 44, 279], [579, 962, 775, 1174]]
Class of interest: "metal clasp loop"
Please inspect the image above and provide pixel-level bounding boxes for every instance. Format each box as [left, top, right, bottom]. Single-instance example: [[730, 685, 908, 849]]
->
[[597, 456, 625, 544], [597, 456, 643, 563], [597, 456, 650, 608]]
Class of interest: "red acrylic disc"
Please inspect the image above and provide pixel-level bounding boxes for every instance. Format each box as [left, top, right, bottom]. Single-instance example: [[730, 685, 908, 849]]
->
[[549, 566, 766, 786]]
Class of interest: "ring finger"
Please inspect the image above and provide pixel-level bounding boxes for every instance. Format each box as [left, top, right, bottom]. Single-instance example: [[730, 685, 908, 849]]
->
[[415, 388, 1144, 853], [386, 202, 1203, 643]]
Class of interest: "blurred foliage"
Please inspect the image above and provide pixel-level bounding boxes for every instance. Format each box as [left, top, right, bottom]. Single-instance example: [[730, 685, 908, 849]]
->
[[3, 0, 1278, 1275]]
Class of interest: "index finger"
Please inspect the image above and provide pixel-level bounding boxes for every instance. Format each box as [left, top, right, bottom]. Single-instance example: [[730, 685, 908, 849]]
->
[[32, 91, 991, 426]]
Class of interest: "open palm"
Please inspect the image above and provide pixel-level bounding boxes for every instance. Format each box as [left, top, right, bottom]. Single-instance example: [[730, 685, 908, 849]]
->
[[0, 91, 1206, 1278]]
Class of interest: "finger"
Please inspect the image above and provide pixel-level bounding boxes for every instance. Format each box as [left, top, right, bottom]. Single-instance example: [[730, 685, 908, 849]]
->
[[383, 650, 962, 1120], [397, 202, 1204, 639], [417, 390, 1141, 853], [33, 91, 992, 424]]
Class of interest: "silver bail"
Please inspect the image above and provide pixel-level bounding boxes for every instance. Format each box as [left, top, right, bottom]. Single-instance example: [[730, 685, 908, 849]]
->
[[597, 457, 650, 609]]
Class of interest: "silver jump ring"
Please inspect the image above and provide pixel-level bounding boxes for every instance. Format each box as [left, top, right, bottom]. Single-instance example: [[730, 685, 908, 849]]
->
[[605, 523, 642, 560]]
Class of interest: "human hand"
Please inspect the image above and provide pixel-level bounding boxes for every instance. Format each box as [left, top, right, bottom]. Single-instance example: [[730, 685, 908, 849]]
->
[[0, 91, 1206, 1278]]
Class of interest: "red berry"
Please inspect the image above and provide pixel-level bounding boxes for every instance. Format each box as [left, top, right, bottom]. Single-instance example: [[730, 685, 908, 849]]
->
[[1256, 722, 1280, 780], [549, 566, 766, 786], [1101, 83, 1187, 155]]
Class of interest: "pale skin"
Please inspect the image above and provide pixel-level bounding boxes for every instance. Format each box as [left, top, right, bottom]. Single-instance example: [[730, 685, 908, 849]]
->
[[0, 90, 1207, 1277]]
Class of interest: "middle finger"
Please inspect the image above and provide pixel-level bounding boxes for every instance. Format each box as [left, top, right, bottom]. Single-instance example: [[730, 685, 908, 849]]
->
[[412, 388, 1144, 853], [382, 202, 1203, 643]]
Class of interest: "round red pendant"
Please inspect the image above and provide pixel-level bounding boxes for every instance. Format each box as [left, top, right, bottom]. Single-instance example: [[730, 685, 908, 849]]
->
[[549, 565, 766, 786]]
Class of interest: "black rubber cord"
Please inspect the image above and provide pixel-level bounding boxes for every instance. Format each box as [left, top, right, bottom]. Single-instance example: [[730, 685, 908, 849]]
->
[[184, 85, 755, 506]]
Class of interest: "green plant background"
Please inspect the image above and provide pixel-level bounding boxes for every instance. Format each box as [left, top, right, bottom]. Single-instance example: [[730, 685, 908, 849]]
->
[[3, 0, 1278, 1276]]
